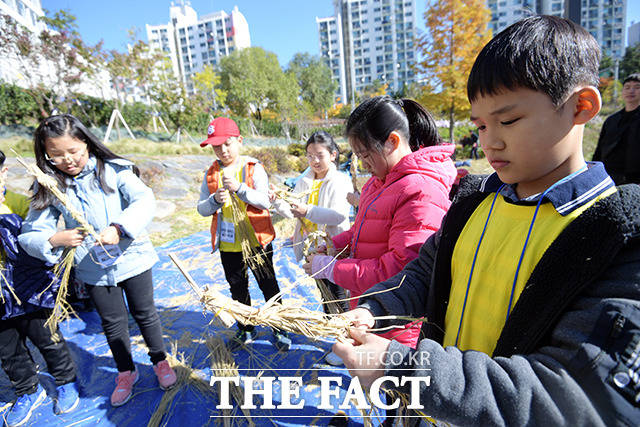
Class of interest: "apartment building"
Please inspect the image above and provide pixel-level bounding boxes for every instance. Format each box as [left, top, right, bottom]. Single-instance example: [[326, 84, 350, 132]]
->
[[317, 0, 417, 104], [629, 20, 640, 47], [146, 0, 251, 93], [488, 0, 626, 59]]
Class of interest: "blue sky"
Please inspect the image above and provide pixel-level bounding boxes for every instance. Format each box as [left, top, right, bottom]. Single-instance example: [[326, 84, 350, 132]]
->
[[42, 0, 640, 66]]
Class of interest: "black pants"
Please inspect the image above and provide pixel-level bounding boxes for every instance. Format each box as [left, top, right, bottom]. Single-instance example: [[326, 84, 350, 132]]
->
[[0, 310, 76, 396], [87, 269, 166, 372], [220, 243, 280, 332], [317, 279, 350, 314]]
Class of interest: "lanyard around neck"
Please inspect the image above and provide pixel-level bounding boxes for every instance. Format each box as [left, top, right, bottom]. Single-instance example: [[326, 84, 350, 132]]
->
[[454, 165, 588, 347]]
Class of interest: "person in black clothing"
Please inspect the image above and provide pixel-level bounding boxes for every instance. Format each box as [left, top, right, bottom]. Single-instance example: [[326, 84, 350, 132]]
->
[[469, 131, 479, 159], [592, 73, 640, 184]]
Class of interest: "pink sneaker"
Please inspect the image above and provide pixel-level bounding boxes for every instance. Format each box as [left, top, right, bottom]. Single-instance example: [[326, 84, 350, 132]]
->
[[110, 369, 138, 407], [153, 360, 177, 390]]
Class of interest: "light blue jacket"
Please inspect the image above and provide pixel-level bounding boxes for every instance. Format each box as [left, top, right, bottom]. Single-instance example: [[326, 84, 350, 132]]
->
[[19, 156, 158, 287]]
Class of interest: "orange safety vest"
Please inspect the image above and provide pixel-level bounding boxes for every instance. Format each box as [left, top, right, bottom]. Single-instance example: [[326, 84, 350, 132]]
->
[[205, 160, 275, 250]]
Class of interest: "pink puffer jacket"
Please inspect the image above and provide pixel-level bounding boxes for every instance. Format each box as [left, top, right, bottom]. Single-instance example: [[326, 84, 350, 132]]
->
[[332, 144, 457, 347]]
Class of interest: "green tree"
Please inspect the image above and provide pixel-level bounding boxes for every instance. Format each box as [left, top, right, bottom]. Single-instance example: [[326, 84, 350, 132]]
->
[[357, 79, 389, 101], [0, 10, 95, 116], [599, 54, 614, 77], [148, 57, 198, 138], [286, 53, 337, 116], [416, 0, 492, 142], [620, 43, 640, 81], [218, 47, 294, 120], [192, 64, 227, 112]]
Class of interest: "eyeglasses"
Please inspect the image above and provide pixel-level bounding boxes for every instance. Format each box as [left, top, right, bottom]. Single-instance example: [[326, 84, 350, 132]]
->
[[306, 153, 329, 161], [45, 145, 88, 165]]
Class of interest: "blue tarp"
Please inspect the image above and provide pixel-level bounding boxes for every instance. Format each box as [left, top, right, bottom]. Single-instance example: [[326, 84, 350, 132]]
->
[[0, 233, 389, 426]]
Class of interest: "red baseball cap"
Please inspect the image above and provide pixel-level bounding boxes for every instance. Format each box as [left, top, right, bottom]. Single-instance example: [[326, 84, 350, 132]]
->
[[200, 117, 240, 147]]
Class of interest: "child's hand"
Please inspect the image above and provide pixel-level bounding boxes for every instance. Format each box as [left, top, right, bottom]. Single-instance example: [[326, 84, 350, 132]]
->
[[302, 255, 315, 275], [49, 229, 86, 248], [341, 307, 375, 330], [97, 226, 120, 246], [290, 203, 308, 218], [213, 188, 229, 204], [268, 184, 277, 203], [333, 327, 390, 388], [347, 191, 360, 207], [222, 175, 241, 193]]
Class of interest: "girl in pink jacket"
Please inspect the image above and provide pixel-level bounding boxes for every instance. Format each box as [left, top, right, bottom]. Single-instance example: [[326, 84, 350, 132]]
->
[[304, 96, 457, 348]]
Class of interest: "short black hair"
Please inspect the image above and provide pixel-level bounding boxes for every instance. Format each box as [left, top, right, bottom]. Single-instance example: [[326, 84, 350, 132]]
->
[[0, 149, 5, 168], [623, 73, 640, 85], [467, 15, 600, 107]]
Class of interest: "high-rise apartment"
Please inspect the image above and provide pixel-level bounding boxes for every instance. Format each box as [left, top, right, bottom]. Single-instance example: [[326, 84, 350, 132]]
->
[[487, 0, 626, 59], [629, 20, 640, 47], [317, 0, 417, 104], [146, 0, 250, 93]]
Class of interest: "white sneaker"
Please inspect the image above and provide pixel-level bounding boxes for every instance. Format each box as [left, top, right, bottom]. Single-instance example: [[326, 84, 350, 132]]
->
[[325, 351, 343, 366]]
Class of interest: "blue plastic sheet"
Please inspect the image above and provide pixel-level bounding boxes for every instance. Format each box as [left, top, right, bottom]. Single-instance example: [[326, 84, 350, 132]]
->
[[0, 233, 390, 426]]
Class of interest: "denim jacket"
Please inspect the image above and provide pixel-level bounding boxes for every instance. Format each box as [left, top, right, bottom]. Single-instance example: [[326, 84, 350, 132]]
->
[[19, 156, 158, 287]]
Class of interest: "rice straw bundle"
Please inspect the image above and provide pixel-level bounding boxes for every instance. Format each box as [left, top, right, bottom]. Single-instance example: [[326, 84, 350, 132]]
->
[[228, 195, 268, 278], [148, 341, 215, 427], [270, 186, 312, 206], [350, 152, 359, 193], [302, 228, 333, 259], [206, 336, 254, 426], [0, 260, 22, 306], [43, 247, 77, 334], [170, 253, 351, 341]]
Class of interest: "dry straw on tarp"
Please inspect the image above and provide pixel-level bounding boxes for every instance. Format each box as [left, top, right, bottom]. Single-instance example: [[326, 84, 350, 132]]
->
[[148, 341, 215, 427], [206, 336, 255, 425], [14, 153, 110, 333]]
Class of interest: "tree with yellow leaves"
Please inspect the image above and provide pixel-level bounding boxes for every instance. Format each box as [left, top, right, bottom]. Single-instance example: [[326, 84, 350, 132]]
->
[[416, 0, 492, 142]]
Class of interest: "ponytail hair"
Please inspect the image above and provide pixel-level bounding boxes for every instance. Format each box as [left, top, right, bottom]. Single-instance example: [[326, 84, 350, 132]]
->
[[306, 130, 340, 166], [32, 114, 139, 209], [345, 95, 442, 153]]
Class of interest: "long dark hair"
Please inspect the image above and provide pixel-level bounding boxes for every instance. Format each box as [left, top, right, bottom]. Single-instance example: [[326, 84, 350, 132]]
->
[[32, 114, 139, 209], [345, 96, 442, 153], [305, 130, 340, 166]]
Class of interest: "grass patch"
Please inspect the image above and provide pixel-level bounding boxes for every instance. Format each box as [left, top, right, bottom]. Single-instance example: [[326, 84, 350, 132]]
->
[[1, 137, 33, 156]]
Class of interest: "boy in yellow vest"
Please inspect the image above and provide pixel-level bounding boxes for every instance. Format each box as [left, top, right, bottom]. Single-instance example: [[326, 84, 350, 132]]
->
[[332, 16, 640, 424], [197, 117, 290, 351]]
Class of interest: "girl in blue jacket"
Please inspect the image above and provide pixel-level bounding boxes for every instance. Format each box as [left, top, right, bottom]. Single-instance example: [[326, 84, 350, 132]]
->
[[19, 114, 176, 407]]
